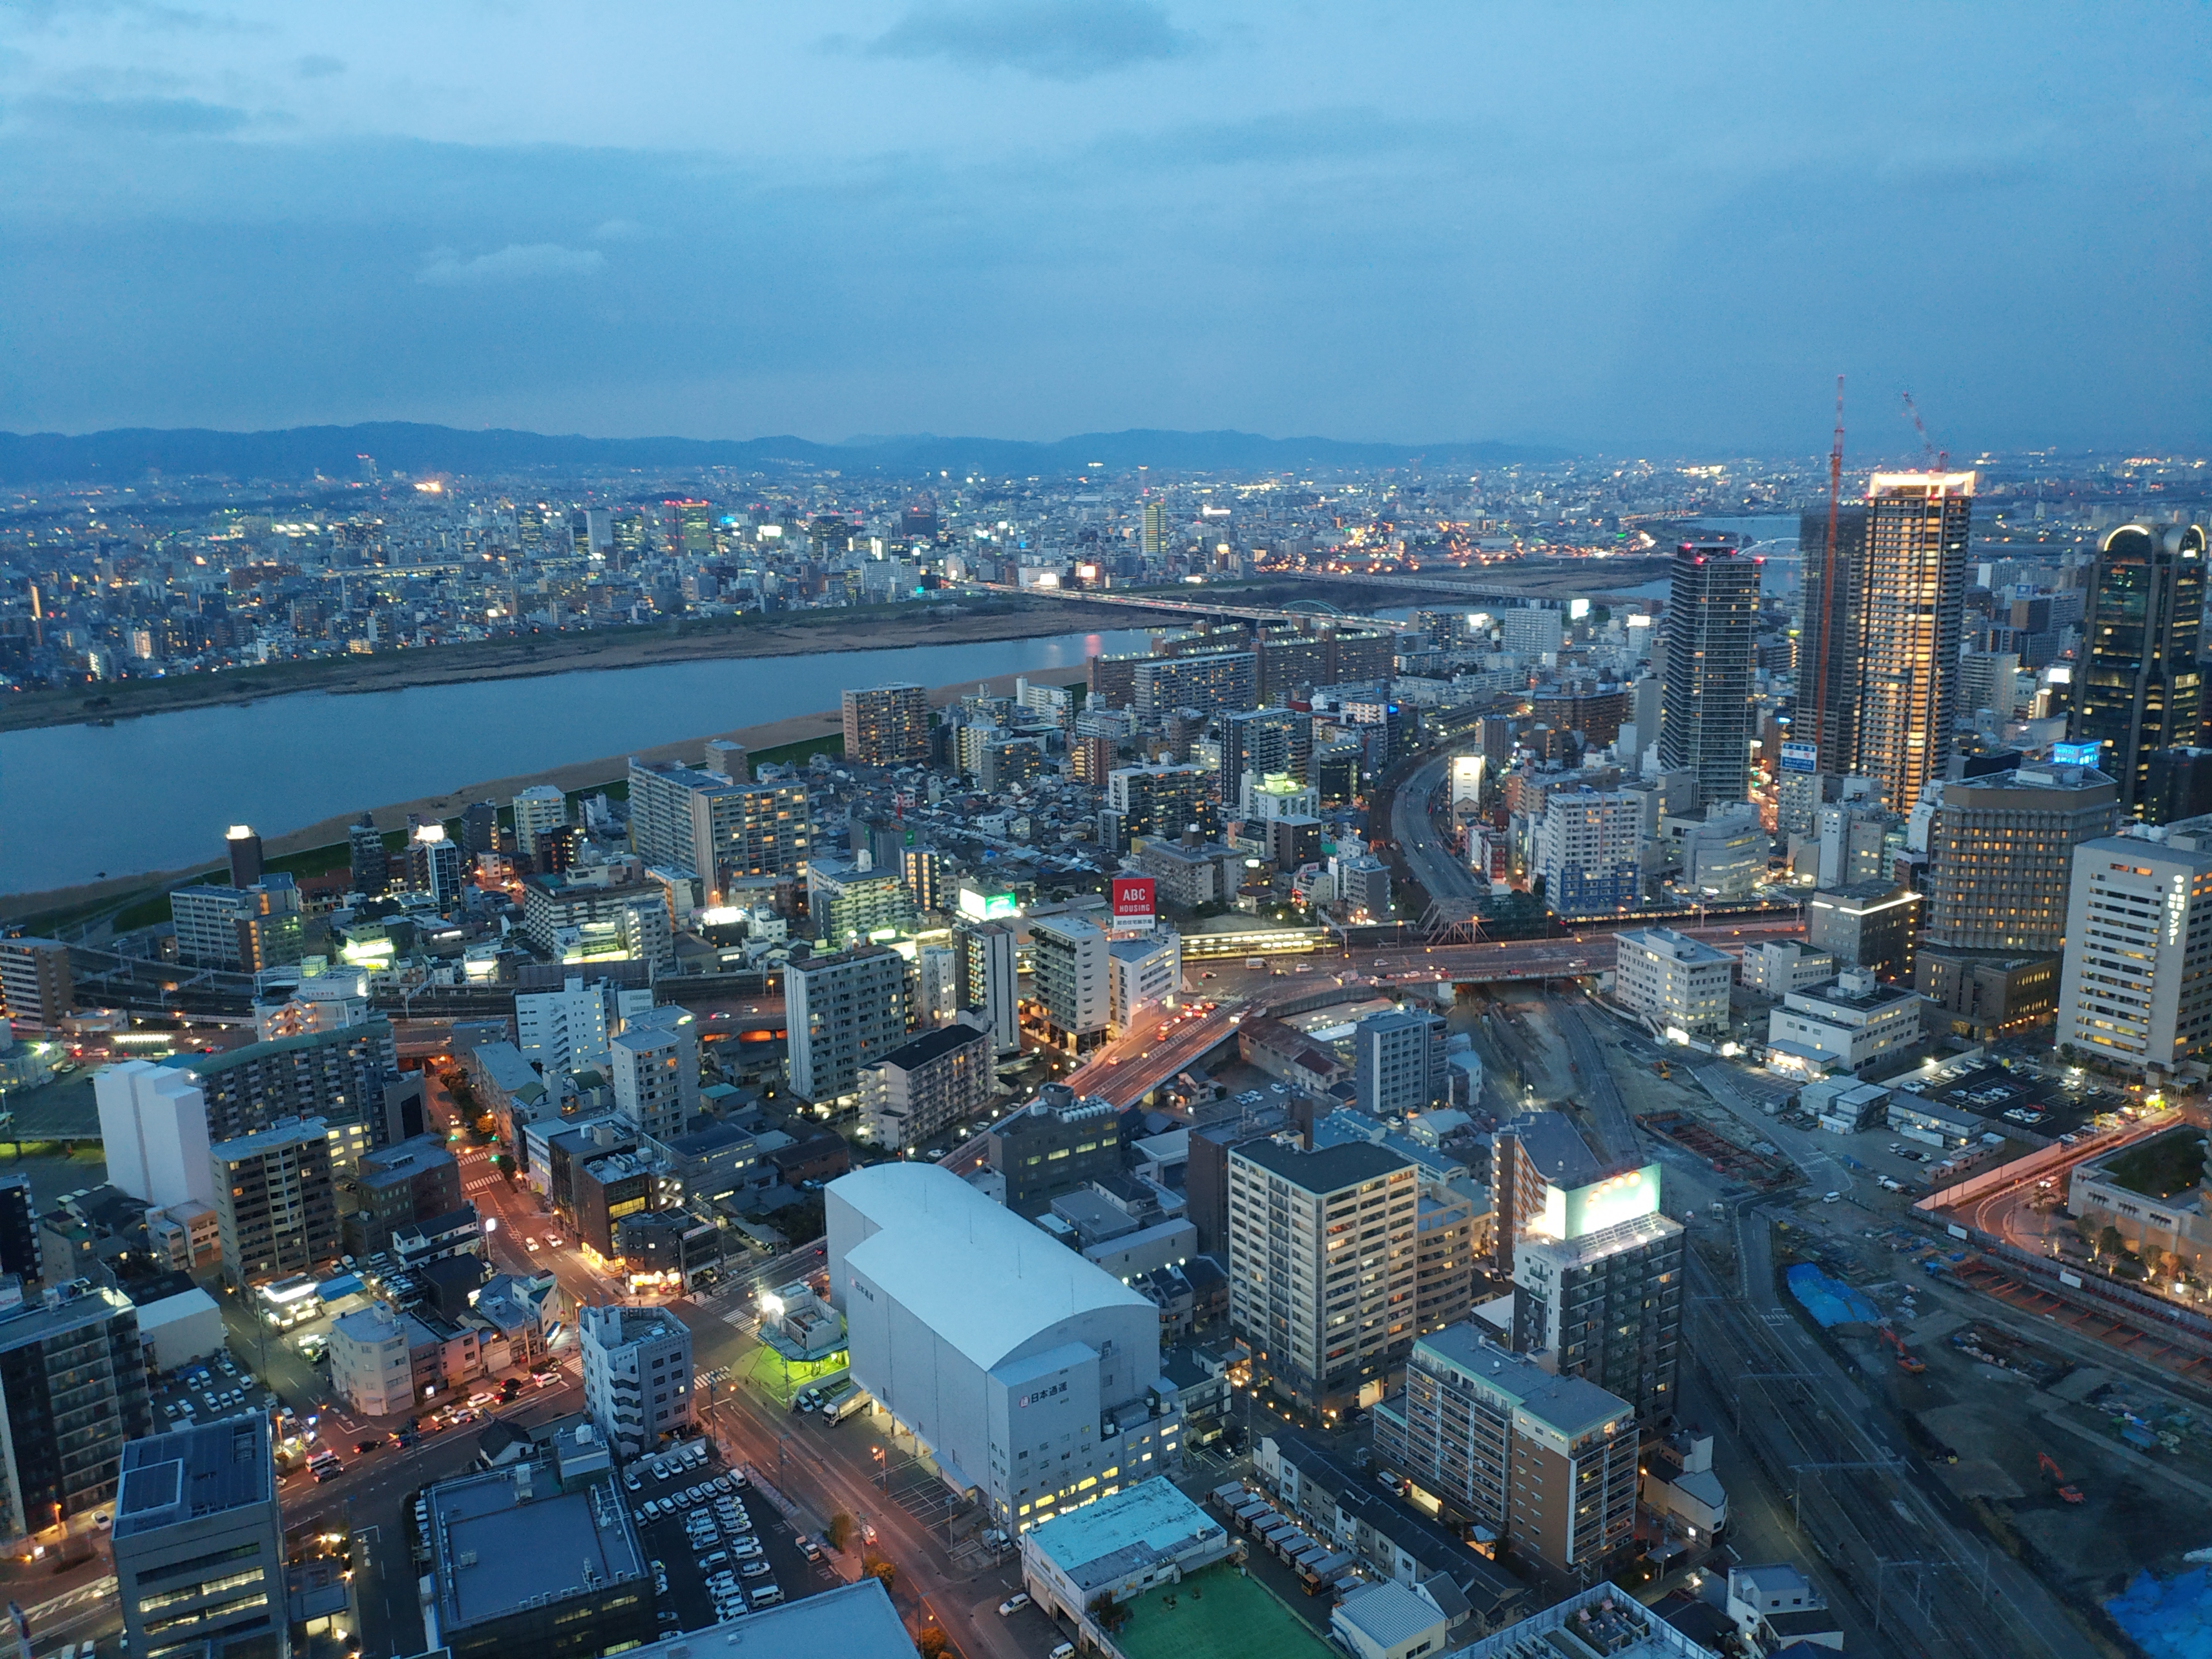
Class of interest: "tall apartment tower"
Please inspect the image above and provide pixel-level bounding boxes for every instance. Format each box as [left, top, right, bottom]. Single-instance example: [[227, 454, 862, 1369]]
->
[[0, 1279, 154, 1536], [510, 785, 571, 859], [1350, 1007, 1448, 1117], [1921, 763, 2120, 953], [2058, 830, 2212, 1076], [578, 1304, 693, 1459], [785, 946, 911, 1103], [954, 920, 1020, 1055], [1029, 915, 1112, 1048], [1141, 498, 1167, 559], [1801, 473, 1974, 811], [348, 813, 390, 896], [609, 1005, 700, 1143], [1373, 1324, 1639, 1579], [113, 1416, 290, 1659], [1227, 1140, 1420, 1412], [0, 937, 72, 1030], [209, 1117, 340, 1287], [1657, 541, 1759, 806], [842, 684, 932, 766], [2074, 523, 2208, 818]]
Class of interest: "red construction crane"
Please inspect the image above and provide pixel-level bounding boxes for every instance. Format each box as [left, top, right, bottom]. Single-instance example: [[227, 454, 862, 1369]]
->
[[1807, 375, 1845, 768], [1900, 391, 1949, 471]]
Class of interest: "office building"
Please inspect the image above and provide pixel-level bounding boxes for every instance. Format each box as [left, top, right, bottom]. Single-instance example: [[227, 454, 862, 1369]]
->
[[329, 1303, 413, 1417], [956, 919, 1020, 1055], [209, 1118, 340, 1287], [1658, 542, 1759, 806], [827, 1163, 1180, 1532], [1532, 789, 1641, 914], [422, 1456, 652, 1659], [1141, 498, 1166, 558], [786, 946, 911, 1102], [112, 1416, 288, 1659], [1611, 928, 1731, 1037], [1228, 1140, 1420, 1411], [842, 683, 932, 766], [0, 1176, 36, 1285], [1799, 472, 1975, 810], [1806, 879, 1919, 982], [1352, 1007, 1448, 1118], [1767, 970, 1924, 1075], [857, 1020, 995, 1151], [0, 1279, 153, 1537], [0, 937, 70, 1031], [1510, 1162, 1683, 1421], [515, 976, 615, 1076], [1133, 652, 1256, 720], [1738, 940, 1835, 997], [2074, 523, 2207, 818], [1106, 931, 1181, 1034], [807, 856, 914, 946], [627, 758, 810, 894], [1922, 763, 2117, 952], [609, 1005, 700, 1143], [1373, 1323, 1639, 1578], [986, 1086, 1124, 1217], [2058, 831, 2212, 1076], [578, 1303, 693, 1458], [1030, 914, 1112, 1047], [96, 1062, 220, 1211], [1020, 1478, 1231, 1623], [171, 879, 304, 973], [1677, 806, 1767, 901]]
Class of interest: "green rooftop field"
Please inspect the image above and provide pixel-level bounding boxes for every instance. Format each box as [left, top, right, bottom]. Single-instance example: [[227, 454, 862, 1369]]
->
[[1110, 1562, 1333, 1659]]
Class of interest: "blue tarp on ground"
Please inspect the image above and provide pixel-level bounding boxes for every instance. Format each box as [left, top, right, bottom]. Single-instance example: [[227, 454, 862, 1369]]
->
[[2109, 1567, 2212, 1659], [1785, 1262, 1880, 1328]]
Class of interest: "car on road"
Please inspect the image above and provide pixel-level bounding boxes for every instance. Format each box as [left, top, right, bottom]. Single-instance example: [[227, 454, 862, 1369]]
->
[[525, 1237, 539, 1250], [354, 1439, 379, 1455], [998, 1594, 1031, 1616]]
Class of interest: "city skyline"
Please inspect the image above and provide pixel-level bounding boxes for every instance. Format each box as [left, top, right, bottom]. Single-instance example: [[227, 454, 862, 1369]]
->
[[2, 4, 2206, 451]]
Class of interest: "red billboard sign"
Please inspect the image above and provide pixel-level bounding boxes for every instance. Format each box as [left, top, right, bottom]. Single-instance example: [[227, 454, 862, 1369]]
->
[[1111, 876, 1156, 923]]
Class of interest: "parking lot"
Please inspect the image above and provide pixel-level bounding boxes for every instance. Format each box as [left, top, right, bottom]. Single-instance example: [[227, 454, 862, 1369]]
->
[[150, 1350, 280, 1435], [622, 1438, 841, 1634]]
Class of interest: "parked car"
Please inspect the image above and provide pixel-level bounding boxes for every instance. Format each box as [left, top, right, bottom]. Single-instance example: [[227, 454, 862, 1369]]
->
[[998, 1594, 1031, 1616]]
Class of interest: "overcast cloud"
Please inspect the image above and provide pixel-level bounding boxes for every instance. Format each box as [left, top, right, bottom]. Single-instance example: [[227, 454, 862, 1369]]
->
[[0, 2, 2205, 455]]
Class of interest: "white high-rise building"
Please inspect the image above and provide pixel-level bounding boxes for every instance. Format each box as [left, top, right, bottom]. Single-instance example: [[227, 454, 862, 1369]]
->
[[1533, 789, 1642, 914], [956, 921, 1020, 1055], [579, 1304, 693, 1459], [511, 785, 570, 854], [1030, 915, 1111, 1046], [516, 977, 613, 1075], [2058, 832, 2212, 1075], [609, 1005, 700, 1141], [1106, 931, 1181, 1034], [94, 1061, 216, 1209], [1613, 928, 1733, 1037]]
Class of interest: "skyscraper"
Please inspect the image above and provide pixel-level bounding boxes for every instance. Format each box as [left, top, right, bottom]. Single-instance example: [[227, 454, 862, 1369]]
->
[[842, 683, 932, 766], [1141, 498, 1166, 559], [1657, 541, 1758, 806], [224, 823, 263, 888], [1802, 474, 1974, 811], [2073, 523, 2207, 819]]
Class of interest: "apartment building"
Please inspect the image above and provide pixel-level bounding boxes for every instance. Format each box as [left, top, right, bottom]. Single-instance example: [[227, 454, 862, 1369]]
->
[[857, 1019, 995, 1151], [1031, 915, 1111, 1048], [609, 1005, 700, 1143], [0, 937, 71, 1030], [578, 1303, 694, 1459], [842, 682, 932, 766], [0, 1279, 154, 1536], [209, 1117, 341, 1287], [1373, 1323, 1639, 1578], [1351, 1008, 1448, 1118], [1228, 1141, 1421, 1412], [786, 946, 912, 1103]]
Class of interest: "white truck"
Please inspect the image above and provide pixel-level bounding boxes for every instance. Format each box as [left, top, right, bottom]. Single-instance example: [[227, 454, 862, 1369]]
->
[[822, 1387, 872, 1425]]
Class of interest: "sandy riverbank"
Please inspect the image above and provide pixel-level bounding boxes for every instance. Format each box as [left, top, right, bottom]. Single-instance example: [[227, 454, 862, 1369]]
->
[[0, 597, 1149, 735], [0, 665, 1090, 923]]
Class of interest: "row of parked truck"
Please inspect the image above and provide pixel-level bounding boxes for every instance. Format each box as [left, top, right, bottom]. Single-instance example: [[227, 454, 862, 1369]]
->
[[791, 1371, 873, 1423]]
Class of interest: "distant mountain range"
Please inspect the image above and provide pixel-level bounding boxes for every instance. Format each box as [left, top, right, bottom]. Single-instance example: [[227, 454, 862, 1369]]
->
[[0, 422, 1568, 487]]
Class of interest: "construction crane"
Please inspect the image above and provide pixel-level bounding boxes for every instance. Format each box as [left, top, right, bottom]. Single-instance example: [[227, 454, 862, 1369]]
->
[[1900, 391, 1949, 471], [2036, 1452, 2085, 1503], [1807, 375, 1846, 770]]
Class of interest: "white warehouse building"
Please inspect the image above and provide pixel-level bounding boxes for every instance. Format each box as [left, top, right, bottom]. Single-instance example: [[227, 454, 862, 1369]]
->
[[826, 1163, 1183, 1533]]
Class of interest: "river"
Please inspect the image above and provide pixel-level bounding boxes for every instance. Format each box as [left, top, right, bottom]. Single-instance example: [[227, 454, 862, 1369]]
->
[[1, 625, 1151, 894]]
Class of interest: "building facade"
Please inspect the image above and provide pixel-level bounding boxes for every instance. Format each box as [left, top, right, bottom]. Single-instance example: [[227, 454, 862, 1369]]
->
[[1533, 790, 1642, 914], [1228, 1141, 1420, 1412], [1508, 1165, 1683, 1422], [2058, 831, 2212, 1075], [2074, 523, 2207, 819], [1352, 1008, 1448, 1118], [1611, 929, 1731, 1036], [0, 938, 71, 1031], [857, 1020, 995, 1151], [1658, 542, 1759, 807], [1921, 763, 2119, 952], [0, 1280, 153, 1537], [112, 1416, 289, 1659], [579, 1304, 694, 1458], [785, 946, 911, 1103], [1031, 915, 1112, 1047], [210, 1118, 340, 1287], [843, 683, 932, 766]]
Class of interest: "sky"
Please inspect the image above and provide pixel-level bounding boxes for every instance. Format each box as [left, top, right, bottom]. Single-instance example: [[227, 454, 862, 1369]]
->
[[0, 2, 2206, 456]]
